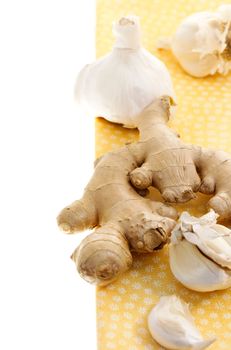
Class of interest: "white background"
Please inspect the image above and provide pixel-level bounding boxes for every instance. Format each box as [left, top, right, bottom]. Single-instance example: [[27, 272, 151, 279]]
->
[[0, 1, 97, 349]]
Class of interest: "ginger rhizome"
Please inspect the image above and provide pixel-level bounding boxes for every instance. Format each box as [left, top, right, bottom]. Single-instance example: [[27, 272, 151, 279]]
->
[[57, 98, 178, 285], [130, 99, 231, 220], [57, 96, 231, 285]]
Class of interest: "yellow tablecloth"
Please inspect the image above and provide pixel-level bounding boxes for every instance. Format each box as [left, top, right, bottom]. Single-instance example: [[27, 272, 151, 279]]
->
[[95, 1, 231, 349]]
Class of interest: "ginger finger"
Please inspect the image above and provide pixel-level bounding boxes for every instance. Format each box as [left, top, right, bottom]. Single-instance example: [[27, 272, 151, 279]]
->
[[130, 164, 153, 189], [71, 224, 132, 286], [199, 149, 231, 220], [199, 176, 216, 195], [150, 201, 179, 220], [130, 96, 201, 203], [57, 194, 97, 233]]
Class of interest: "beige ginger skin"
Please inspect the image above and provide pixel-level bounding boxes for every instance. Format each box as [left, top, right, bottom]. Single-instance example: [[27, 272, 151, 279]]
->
[[57, 96, 231, 285], [130, 98, 231, 220]]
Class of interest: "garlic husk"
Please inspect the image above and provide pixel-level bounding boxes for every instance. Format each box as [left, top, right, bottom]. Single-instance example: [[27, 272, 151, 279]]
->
[[175, 210, 231, 269], [169, 211, 231, 292], [218, 4, 231, 22], [148, 295, 215, 350], [158, 5, 231, 77], [75, 15, 176, 128]]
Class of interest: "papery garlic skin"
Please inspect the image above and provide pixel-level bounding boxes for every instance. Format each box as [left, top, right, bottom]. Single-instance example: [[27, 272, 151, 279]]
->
[[75, 16, 175, 128], [148, 295, 215, 350], [159, 5, 231, 77], [169, 211, 231, 292]]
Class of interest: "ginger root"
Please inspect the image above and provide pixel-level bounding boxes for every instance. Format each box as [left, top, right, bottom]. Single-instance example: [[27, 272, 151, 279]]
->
[[57, 98, 178, 285], [130, 99, 231, 220], [58, 96, 231, 285]]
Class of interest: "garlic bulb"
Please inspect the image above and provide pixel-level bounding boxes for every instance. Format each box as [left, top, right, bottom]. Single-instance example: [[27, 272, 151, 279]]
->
[[158, 5, 231, 77], [75, 15, 176, 128], [148, 295, 215, 350], [169, 211, 231, 292]]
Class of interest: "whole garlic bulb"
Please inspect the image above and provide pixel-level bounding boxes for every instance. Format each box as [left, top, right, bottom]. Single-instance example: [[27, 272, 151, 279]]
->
[[75, 16, 176, 128], [148, 295, 215, 350], [158, 5, 231, 77], [169, 211, 231, 292]]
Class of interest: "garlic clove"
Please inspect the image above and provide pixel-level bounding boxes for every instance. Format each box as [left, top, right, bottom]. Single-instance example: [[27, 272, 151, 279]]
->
[[190, 225, 231, 269], [148, 295, 215, 350], [169, 237, 231, 292], [173, 211, 231, 270]]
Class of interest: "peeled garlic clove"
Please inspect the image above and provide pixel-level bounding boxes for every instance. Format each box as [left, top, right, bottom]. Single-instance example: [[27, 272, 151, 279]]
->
[[175, 210, 231, 270], [148, 295, 215, 350], [75, 15, 175, 127], [213, 223, 231, 250], [169, 238, 231, 292], [158, 5, 231, 77], [188, 224, 231, 269]]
